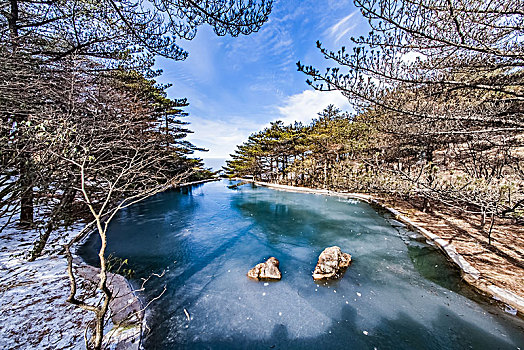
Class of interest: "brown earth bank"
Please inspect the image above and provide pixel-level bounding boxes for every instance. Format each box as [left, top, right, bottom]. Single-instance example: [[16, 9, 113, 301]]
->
[[378, 194, 524, 312], [243, 180, 524, 316]]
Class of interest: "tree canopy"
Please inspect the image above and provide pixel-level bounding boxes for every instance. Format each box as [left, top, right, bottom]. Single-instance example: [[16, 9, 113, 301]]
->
[[294, 0, 523, 220], [2, 0, 273, 61]]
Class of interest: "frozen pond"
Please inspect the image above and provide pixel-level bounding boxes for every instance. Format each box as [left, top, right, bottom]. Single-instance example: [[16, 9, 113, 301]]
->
[[78, 180, 524, 349]]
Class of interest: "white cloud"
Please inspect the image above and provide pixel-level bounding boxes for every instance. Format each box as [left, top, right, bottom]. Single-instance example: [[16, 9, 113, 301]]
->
[[170, 26, 221, 85], [399, 51, 428, 63], [334, 25, 357, 43], [224, 4, 297, 70], [275, 90, 352, 125], [325, 11, 358, 43], [184, 90, 352, 163], [185, 90, 352, 160], [186, 115, 265, 159]]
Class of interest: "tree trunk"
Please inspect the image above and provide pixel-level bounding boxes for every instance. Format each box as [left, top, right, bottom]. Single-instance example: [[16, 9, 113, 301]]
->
[[421, 197, 431, 213], [19, 154, 34, 227], [323, 160, 327, 189], [8, 0, 19, 41], [30, 187, 76, 260], [488, 213, 495, 246], [165, 115, 170, 150], [422, 145, 434, 213], [8, 1, 35, 227], [270, 157, 274, 183]]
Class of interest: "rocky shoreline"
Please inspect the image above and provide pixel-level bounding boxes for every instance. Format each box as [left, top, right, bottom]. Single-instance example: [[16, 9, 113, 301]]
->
[[241, 179, 524, 316], [71, 237, 143, 350]]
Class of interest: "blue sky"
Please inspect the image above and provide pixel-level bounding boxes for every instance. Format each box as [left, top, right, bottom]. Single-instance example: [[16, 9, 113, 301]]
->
[[155, 0, 369, 170]]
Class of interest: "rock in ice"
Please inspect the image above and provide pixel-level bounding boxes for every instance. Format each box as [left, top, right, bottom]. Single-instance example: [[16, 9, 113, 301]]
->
[[312, 246, 352, 280], [247, 257, 282, 281]]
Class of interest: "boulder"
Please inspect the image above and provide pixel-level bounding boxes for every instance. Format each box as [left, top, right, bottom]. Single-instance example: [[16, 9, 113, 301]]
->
[[312, 246, 352, 280], [247, 257, 282, 281]]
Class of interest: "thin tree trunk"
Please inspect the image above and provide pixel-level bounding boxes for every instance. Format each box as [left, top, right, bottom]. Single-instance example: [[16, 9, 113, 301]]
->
[[8, 0, 32, 222], [19, 154, 34, 227], [30, 187, 76, 260], [93, 219, 112, 350], [9, 1, 36, 228], [422, 146, 434, 213], [165, 115, 170, 150], [488, 213, 495, 246], [323, 160, 327, 189], [8, 0, 19, 41], [421, 197, 431, 213]]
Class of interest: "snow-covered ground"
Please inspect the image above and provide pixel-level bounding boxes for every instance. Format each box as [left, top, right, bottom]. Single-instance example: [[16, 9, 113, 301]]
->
[[0, 218, 141, 349], [0, 219, 92, 349]]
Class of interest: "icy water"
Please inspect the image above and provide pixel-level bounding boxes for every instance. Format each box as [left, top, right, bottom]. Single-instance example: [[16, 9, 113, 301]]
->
[[78, 180, 524, 349]]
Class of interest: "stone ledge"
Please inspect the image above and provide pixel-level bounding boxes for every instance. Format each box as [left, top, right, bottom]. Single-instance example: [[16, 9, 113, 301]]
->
[[75, 262, 143, 350]]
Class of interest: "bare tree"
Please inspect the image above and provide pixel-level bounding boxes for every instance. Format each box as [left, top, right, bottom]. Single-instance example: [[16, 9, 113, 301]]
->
[[21, 60, 196, 348], [297, 0, 524, 227]]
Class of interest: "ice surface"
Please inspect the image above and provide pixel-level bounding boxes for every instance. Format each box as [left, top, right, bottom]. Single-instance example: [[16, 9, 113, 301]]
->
[[79, 181, 524, 349]]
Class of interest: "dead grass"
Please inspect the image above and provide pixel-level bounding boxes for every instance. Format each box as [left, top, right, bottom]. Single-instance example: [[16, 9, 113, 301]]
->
[[377, 195, 524, 299]]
